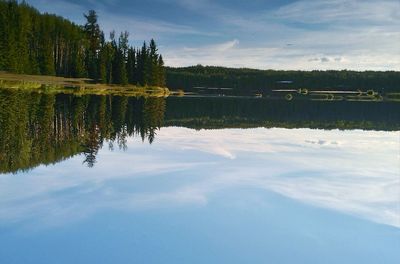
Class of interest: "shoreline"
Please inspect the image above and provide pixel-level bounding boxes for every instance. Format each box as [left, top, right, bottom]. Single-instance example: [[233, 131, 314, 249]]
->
[[0, 72, 170, 97]]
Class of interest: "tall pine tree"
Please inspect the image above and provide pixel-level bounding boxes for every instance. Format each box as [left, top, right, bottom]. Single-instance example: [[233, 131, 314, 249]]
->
[[83, 10, 101, 81]]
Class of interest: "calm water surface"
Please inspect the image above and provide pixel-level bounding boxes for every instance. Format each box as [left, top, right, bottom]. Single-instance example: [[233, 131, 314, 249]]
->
[[0, 91, 399, 263]]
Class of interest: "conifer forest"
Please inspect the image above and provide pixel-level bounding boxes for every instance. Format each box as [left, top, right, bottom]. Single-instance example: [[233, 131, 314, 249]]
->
[[0, 0, 166, 86]]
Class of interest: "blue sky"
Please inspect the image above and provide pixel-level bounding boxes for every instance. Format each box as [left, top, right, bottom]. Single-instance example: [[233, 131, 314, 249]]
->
[[26, 0, 400, 70]]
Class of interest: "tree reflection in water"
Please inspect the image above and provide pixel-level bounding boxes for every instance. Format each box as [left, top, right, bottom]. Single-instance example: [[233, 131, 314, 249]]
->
[[0, 90, 165, 172], [0, 90, 399, 173]]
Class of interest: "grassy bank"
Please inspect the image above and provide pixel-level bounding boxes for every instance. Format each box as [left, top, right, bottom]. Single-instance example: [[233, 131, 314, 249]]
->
[[0, 72, 170, 97]]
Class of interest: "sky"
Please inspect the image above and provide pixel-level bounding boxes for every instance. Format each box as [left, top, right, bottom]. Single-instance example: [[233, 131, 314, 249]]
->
[[25, 0, 400, 70]]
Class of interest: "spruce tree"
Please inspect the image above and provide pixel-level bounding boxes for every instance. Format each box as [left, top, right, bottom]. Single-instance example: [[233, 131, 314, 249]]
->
[[4, 0, 18, 72], [136, 49, 142, 85], [83, 10, 101, 80], [98, 31, 108, 83], [118, 31, 129, 85], [111, 31, 128, 85], [157, 55, 166, 87], [127, 47, 137, 84], [139, 41, 150, 86], [149, 39, 159, 86], [38, 15, 55, 75]]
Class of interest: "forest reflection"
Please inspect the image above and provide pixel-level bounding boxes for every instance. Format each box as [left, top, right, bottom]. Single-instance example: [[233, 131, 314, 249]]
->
[[0, 90, 165, 173], [0, 90, 399, 173]]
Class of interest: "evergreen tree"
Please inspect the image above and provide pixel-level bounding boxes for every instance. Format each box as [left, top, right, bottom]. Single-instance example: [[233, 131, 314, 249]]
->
[[98, 31, 107, 83], [136, 48, 142, 85], [137, 41, 149, 86], [110, 31, 129, 85], [38, 15, 55, 75], [127, 47, 137, 84], [15, 1, 31, 73], [0, 1, 6, 70], [117, 31, 129, 84], [149, 39, 159, 86], [83, 10, 101, 80], [104, 31, 117, 83], [4, 0, 18, 72], [157, 55, 166, 87]]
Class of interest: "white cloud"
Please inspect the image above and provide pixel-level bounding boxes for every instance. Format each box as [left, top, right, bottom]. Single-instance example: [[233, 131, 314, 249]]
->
[[214, 39, 239, 51], [275, 0, 400, 25], [161, 0, 400, 70], [162, 20, 400, 70]]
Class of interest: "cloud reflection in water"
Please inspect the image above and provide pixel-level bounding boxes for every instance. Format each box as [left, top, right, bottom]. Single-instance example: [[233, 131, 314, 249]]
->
[[0, 127, 398, 228]]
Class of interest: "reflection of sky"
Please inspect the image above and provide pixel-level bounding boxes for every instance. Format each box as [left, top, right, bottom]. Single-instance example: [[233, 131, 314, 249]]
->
[[0, 128, 399, 263]]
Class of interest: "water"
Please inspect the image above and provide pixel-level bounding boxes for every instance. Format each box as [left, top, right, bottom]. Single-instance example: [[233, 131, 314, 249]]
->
[[0, 90, 399, 263]]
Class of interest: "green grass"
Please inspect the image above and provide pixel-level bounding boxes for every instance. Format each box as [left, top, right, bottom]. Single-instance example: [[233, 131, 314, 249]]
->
[[0, 72, 170, 97]]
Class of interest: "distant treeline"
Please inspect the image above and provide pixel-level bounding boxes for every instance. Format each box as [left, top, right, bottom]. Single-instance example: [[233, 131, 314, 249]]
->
[[166, 65, 400, 94], [0, 0, 165, 86]]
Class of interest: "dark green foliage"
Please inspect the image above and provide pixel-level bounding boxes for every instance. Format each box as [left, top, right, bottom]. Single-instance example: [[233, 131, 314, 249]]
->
[[149, 39, 159, 86], [158, 55, 166, 87], [83, 10, 101, 80], [0, 1, 7, 70], [137, 41, 149, 85], [126, 47, 137, 84], [0, 0, 166, 86], [112, 32, 129, 85]]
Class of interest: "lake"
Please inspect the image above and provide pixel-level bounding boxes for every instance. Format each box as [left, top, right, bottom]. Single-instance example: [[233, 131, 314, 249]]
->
[[0, 90, 399, 263]]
